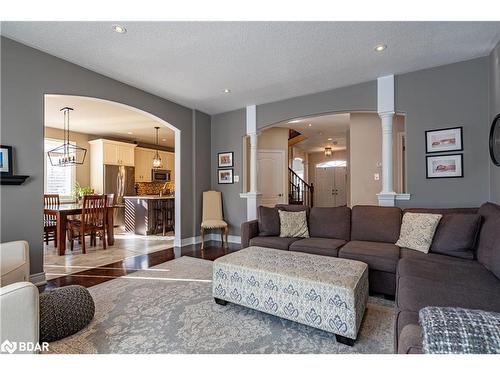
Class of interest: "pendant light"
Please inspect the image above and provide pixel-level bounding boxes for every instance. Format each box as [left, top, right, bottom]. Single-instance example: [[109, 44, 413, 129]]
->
[[152, 126, 162, 169], [324, 146, 333, 157], [47, 107, 87, 166]]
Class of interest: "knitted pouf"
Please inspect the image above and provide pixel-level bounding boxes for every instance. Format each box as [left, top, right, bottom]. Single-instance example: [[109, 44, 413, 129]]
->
[[39, 285, 95, 342]]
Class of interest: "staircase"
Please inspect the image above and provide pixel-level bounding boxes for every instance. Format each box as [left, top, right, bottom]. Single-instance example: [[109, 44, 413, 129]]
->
[[288, 168, 314, 207]]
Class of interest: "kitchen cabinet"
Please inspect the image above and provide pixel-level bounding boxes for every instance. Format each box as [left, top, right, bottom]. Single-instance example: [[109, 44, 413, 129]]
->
[[90, 139, 136, 166], [135, 147, 175, 183]]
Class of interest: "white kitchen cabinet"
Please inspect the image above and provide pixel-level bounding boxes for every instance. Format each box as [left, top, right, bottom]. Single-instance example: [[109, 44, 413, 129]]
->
[[135, 148, 155, 182], [91, 139, 136, 166]]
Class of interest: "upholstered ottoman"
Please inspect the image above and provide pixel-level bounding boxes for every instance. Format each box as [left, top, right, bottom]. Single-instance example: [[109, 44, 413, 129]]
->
[[213, 246, 369, 345]]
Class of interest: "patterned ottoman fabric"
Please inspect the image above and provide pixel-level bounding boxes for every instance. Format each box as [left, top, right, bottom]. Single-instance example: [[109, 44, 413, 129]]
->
[[213, 246, 369, 340], [419, 306, 500, 354]]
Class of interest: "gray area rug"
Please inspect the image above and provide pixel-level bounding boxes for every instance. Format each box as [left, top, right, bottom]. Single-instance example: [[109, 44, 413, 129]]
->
[[47, 256, 395, 354]]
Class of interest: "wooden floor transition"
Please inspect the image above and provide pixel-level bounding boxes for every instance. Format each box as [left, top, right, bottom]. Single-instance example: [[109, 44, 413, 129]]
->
[[39, 241, 241, 292]]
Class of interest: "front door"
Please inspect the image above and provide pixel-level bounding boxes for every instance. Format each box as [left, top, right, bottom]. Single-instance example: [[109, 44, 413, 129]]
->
[[314, 166, 347, 207], [257, 150, 285, 207]]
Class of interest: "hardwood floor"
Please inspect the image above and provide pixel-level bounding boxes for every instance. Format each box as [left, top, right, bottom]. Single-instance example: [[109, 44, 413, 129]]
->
[[39, 241, 241, 292]]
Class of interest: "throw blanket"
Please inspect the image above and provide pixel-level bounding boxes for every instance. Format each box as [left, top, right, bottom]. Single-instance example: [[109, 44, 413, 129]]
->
[[419, 306, 500, 354]]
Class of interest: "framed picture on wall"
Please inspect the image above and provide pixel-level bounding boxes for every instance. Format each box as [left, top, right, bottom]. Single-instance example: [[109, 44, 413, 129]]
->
[[426, 154, 463, 179], [218, 151, 234, 168], [0, 145, 13, 175], [425, 126, 463, 153], [218, 168, 234, 184]]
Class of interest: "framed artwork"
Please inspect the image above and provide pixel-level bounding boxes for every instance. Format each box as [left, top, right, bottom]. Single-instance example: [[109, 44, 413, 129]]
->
[[426, 154, 463, 179], [425, 127, 463, 153], [0, 145, 13, 175], [218, 151, 234, 168], [218, 168, 234, 184]]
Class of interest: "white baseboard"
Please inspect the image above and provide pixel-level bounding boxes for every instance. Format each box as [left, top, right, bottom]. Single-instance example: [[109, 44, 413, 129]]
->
[[29, 272, 46, 286], [179, 234, 241, 247]]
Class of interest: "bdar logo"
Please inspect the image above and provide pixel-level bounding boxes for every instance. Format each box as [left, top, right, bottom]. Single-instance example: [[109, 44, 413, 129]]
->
[[1, 339, 17, 354]]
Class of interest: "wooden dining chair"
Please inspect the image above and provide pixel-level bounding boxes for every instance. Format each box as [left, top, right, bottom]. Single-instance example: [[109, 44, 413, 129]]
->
[[67, 195, 106, 254], [43, 194, 59, 247]]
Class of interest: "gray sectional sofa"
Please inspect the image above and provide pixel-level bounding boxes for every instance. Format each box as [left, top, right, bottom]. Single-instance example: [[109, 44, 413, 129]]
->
[[240, 202, 500, 354]]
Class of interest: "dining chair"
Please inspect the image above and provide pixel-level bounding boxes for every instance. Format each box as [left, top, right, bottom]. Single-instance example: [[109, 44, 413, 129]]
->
[[43, 194, 59, 247], [67, 195, 106, 254], [200, 190, 228, 250]]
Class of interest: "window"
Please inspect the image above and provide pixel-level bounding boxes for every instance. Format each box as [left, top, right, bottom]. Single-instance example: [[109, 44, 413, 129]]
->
[[44, 138, 76, 199], [316, 160, 347, 168]]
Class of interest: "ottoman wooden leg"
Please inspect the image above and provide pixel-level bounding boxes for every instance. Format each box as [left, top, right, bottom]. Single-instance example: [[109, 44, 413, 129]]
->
[[214, 298, 228, 306], [335, 334, 355, 347]]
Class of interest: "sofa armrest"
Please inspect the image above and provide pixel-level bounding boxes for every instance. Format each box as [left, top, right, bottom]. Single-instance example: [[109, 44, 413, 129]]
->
[[0, 282, 39, 353], [398, 324, 424, 354], [0, 240, 30, 287], [241, 220, 259, 248]]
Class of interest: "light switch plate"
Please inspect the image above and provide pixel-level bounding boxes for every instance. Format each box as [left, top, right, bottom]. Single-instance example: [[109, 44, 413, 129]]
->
[[234, 175, 240, 182], [374, 173, 380, 181]]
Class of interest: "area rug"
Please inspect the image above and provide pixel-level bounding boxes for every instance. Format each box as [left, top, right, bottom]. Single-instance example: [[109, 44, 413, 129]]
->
[[47, 256, 395, 354]]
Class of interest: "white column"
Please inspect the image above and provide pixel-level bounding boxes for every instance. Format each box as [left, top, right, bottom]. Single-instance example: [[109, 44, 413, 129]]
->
[[241, 105, 261, 220], [377, 75, 397, 206]]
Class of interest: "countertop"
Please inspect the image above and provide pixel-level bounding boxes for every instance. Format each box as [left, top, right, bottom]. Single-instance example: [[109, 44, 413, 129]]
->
[[124, 195, 175, 200]]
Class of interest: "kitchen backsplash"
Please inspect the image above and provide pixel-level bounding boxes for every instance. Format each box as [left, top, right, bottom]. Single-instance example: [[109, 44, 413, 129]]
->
[[135, 182, 169, 195]]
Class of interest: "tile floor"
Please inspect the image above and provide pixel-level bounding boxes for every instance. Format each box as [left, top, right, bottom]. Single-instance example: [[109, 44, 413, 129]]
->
[[43, 230, 174, 280]]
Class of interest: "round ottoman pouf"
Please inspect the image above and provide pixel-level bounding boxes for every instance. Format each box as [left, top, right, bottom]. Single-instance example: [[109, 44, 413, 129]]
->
[[39, 285, 95, 342]]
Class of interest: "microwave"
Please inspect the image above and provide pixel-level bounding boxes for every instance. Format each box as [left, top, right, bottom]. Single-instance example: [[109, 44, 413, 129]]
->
[[151, 169, 171, 182]]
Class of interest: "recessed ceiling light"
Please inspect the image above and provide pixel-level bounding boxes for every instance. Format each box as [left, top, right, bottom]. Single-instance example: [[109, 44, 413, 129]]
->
[[327, 137, 333, 141], [127, 132, 133, 135], [162, 138, 167, 141], [374, 44, 387, 52], [223, 89, 231, 93], [308, 124, 312, 127], [112, 25, 127, 34]]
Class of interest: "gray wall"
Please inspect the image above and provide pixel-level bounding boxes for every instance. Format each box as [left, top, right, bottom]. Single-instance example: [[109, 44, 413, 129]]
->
[[396, 57, 490, 208], [0, 37, 211, 275], [490, 41, 500, 203], [211, 109, 247, 235], [211, 56, 492, 233]]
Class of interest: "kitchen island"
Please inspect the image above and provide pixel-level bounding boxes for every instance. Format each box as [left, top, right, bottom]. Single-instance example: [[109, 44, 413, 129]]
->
[[124, 195, 175, 235]]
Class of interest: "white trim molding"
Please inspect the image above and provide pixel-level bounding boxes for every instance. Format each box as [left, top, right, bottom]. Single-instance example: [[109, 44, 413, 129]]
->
[[180, 234, 241, 247], [29, 272, 47, 286], [395, 193, 411, 201]]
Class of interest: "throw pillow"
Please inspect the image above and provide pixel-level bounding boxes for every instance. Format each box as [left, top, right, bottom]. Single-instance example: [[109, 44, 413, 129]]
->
[[396, 212, 442, 253], [430, 214, 481, 259], [257, 206, 280, 236], [278, 210, 309, 238]]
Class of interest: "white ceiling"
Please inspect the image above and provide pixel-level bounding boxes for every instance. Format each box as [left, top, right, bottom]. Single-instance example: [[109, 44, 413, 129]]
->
[[44, 95, 175, 147], [275, 113, 350, 152], [3, 22, 500, 114]]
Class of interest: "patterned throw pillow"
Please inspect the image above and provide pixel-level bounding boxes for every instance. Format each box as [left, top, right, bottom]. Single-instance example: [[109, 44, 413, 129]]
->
[[278, 210, 309, 238], [395, 212, 442, 253]]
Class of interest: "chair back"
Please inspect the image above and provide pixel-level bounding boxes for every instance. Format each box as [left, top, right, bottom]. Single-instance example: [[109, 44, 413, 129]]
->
[[202, 191, 223, 221], [43, 194, 59, 224], [105, 194, 115, 208], [81, 195, 106, 227]]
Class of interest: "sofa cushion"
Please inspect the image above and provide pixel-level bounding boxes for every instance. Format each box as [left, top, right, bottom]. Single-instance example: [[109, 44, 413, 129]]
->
[[338, 240, 399, 273], [351, 206, 402, 243], [476, 202, 500, 279], [400, 248, 476, 265], [249, 236, 299, 250], [308, 206, 351, 241], [430, 214, 481, 259], [289, 238, 346, 257], [397, 256, 500, 292], [278, 210, 309, 238], [257, 206, 280, 236], [395, 213, 442, 253]]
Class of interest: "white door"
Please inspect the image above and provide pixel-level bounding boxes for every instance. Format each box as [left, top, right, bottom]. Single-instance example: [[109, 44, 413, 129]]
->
[[257, 150, 285, 207], [315, 167, 336, 207], [314, 166, 347, 207]]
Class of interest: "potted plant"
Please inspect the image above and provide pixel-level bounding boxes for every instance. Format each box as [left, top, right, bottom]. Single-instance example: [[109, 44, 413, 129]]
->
[[73, 182, 94, 203]]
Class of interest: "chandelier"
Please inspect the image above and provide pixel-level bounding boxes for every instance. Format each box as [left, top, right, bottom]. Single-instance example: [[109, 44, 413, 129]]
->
[[152, 126, 162, 169], [324, 146, 333, 157], [47, 107, 87, 166]]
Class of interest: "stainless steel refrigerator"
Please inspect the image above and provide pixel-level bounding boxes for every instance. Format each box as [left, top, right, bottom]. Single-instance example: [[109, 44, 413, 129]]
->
[[104, 165, 135, 228]]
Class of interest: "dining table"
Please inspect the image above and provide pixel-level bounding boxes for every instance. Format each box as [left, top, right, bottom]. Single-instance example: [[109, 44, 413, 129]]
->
[[44, 203, 115, 256]]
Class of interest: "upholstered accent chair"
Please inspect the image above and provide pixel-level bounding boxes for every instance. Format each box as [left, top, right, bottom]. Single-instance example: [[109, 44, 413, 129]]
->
[[200, 191, 228, 249], [0, 240, 30, 287]]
